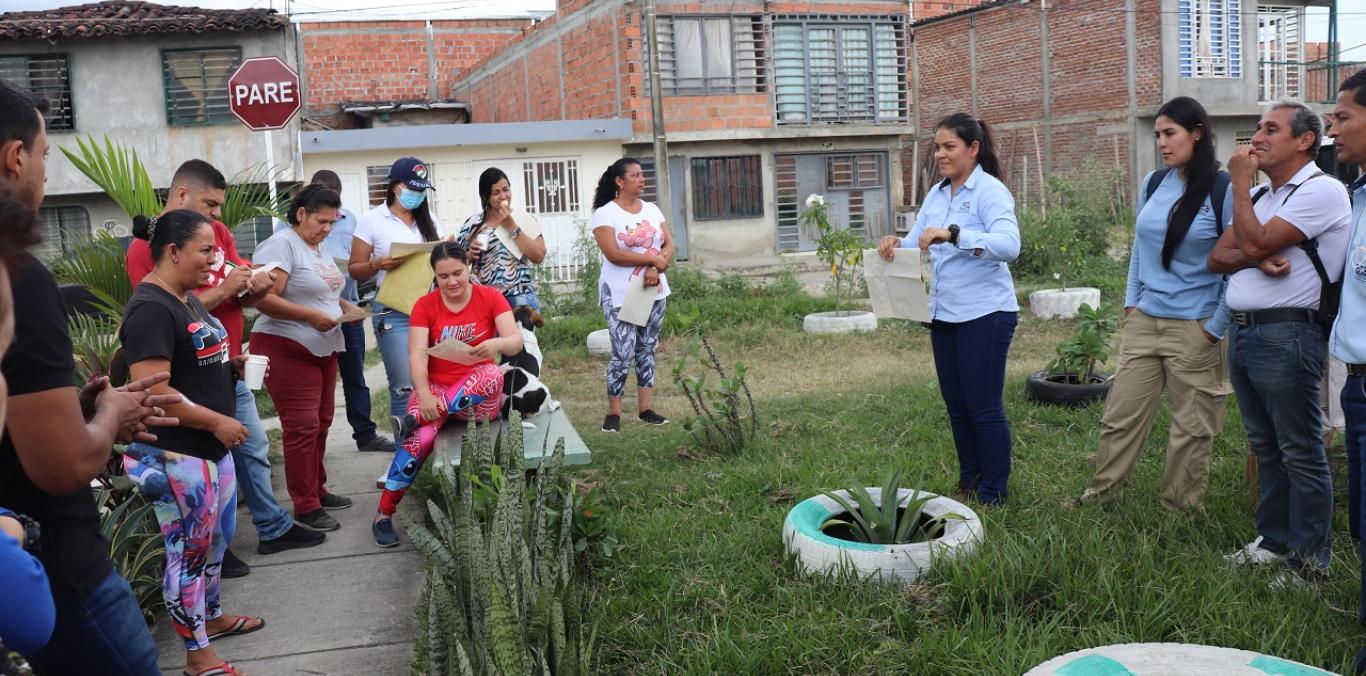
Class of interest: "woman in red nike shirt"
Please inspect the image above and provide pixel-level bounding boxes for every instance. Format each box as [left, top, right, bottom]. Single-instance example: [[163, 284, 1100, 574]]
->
[[371, 241, 522, 547]]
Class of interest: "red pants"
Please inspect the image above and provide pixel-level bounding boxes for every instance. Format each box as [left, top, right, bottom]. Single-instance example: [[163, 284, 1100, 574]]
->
[[252, 332, 338, 514]]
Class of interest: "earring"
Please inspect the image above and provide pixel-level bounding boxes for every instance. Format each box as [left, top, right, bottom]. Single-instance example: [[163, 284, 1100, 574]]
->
[[171, 256, 179, 265]]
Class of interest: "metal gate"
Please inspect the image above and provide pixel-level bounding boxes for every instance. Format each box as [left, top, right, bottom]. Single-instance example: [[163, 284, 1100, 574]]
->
[[775, 151, 892, 252]]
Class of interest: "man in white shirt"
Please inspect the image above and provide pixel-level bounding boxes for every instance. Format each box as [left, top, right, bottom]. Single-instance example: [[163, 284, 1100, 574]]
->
[[1208, 100, 1352, 585]]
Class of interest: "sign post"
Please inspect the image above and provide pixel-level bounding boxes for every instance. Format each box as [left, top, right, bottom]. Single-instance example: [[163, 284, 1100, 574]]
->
[[227, 56, 302, 219]]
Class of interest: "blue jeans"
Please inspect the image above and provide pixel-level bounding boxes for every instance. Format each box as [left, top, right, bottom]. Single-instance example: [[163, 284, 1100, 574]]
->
[[1342, 374, 1366, 622], [505, 290, 541, 312], [372, 303, 413, 434], [233, 380, 292, 540], [1228, 321, 1332, 571], [930, 311, 1018, 504], [32, 569, 159, 674], [339, 319, 378, 445]]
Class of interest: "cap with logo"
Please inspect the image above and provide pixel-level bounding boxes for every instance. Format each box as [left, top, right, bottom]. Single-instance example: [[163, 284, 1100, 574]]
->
[[388, 157, 435, 191]]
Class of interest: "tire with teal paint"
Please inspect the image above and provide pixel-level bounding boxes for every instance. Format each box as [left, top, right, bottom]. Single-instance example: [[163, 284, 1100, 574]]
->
[[1024, 643, 1334, 676], [782, 488, 983, 585]]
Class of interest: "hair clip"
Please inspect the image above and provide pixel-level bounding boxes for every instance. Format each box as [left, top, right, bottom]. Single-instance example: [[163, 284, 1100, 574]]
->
[[147, 216, 158, 241]]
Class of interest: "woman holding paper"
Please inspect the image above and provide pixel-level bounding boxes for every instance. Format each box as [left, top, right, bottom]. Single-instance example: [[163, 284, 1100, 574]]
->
[[348, 157, 446, 449], [250, 184, 358, 532], [876, 113, 1019, 505], [371, 242, 521, 547], [457, 167, 548, 311], [590, 158, 675, 434]]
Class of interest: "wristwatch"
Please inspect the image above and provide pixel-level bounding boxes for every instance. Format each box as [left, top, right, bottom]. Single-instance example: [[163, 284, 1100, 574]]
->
[[9, 512, 41, 556], [947, 224, 961, 245], [509, 227, 522, 239]]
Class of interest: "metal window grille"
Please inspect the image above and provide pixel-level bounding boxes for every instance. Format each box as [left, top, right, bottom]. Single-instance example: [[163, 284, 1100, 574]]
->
[[1257, 6, 1302, 101], [774, 155, 801, 250], [1235, 130, 1255, 145], [230, 216, 275, 259], [690, 155, 763, 220], [0, 55, 74, 132], [522, 159, 580, 215], [772, 16, 907, 124], [34, 206, 90, 260], [1179, 0, 1242, 78], [162, 47, 241, 126], [657, 15, 766, 96], [367, 165, 391, 206], [825, 154, 883, 190]]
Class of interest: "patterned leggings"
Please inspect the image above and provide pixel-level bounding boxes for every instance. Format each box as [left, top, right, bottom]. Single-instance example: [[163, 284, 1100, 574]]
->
[[378, 362, 504, 516], [123, 444, 236, 652], [601, 284, 667, 398]]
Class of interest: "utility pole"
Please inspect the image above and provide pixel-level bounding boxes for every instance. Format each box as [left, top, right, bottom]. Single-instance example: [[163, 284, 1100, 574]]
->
[[644, 0, 670, 217]]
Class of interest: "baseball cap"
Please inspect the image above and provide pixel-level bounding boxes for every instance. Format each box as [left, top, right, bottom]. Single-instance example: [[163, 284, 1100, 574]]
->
[[388, 157, 435, 191]]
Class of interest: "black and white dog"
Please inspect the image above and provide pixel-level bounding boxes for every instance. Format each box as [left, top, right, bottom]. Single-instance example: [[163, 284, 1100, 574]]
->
[[501, 306, 554, 421]]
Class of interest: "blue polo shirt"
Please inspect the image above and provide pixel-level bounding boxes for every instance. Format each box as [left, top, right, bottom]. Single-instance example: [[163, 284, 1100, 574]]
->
[[322, 207, 359, 302], [1331, 178, 1366, 365], [1125, 170, 1233, 321], [901, 164, 1020, 323]]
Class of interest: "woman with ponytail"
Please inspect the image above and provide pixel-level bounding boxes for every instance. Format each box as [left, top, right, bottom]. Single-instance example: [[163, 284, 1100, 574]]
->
[[876, 112, 1020, 505], [1079, 96, 1235, 511], [590, 158, 674, 433]]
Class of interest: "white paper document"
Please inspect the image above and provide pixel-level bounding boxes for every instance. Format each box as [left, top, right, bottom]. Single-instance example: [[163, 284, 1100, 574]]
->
[[235, 261, 282, 297], [426, 337, 483, 365], [617, 271, 660, 327], [337, 307, 373, 323], [863, 248, 932, 323], [494, 211, 543, 260], [389, 241, 441, 258]]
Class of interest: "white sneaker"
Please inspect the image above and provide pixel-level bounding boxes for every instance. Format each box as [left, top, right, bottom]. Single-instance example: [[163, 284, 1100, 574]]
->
[[1224, 536, 1288, 565], [1268, 569, 1318, 592]]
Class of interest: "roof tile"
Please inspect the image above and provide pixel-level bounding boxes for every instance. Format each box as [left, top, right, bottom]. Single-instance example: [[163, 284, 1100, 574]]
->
[[0, 1, 286, 41]]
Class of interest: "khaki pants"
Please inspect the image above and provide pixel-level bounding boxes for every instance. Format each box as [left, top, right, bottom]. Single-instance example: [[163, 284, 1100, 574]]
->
[[1082, 310, 1230, 510]]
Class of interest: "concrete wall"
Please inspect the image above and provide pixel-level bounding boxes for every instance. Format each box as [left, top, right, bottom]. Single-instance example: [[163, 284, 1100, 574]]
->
[[1158, 0, 1260, 115], [0, 30, 299, 198]]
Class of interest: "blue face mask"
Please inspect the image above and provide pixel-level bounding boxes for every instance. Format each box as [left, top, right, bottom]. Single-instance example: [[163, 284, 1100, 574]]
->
[[398, 187, 426, 210]]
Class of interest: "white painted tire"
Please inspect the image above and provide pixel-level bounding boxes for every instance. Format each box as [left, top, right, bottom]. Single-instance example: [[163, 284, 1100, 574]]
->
[[586, 329, 612, 357], [803, 311, 878, 334], [782, 488, 983, 585], [1028, 287, 1101, 320], [1025, 643, 1333, 676]]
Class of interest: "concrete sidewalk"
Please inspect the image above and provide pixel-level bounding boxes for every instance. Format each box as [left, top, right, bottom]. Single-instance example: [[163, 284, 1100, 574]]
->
[[154, 360, 420, 675]]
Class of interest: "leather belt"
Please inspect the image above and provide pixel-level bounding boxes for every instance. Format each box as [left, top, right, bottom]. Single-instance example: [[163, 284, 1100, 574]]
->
[[1229, 308, 1318, 327], [1348, 363, 1366, 377]]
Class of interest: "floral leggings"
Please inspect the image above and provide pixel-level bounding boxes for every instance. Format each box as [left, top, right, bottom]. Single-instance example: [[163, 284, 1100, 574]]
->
[[378, 362, 504, 516], [123, 444, 236, 652], [601, 284, 667, 398]]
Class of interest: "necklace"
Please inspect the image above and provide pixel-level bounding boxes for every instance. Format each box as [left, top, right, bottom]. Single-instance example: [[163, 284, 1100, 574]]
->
[[150, 271, 189, 304]]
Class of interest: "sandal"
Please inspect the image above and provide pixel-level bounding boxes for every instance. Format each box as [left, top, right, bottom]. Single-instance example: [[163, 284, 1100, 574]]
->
[[184, 663, 242, 676], [207, 615, 265, 641]]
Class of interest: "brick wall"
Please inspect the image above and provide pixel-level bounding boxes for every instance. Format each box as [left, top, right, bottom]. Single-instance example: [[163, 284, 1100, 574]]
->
[[299, 19, 528, 128]]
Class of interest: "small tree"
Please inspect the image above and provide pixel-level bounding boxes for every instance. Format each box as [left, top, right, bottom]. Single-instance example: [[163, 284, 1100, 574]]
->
[[1044, 302, 1119, 383], [800, 194, 867, 316]]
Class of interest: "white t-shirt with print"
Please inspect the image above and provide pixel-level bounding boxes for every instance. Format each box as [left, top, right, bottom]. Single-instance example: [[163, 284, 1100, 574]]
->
[[352, 203, 446, 287], [1226, 161, 1352, 311], [592, 200, 671, 309]]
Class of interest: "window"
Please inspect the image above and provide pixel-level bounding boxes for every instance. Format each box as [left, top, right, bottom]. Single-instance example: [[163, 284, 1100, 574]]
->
[[230, 216, 274, 259], [690, 156, 762, 220], [0, 54, 74, 132], [367, 165, 391, 206], [1179, 0, 1243, 79], [658, 15, 765, 95], [522, 159, 580, 215], [162, 48, 241, 126], [1235, 130, 1254, 145], [773, 17, 907, 124], [34, 206, 90, 260], [1257, 6, 1301, 101]]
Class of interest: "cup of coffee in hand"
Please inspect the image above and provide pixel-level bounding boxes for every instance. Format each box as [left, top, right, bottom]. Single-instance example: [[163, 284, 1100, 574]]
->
[[244, 355, 269, 390]]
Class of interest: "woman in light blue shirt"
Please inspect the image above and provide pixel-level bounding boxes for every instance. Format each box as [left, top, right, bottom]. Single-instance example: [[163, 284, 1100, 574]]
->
[[877, 113, 1020, 505], [1079, 96, 1233, 511]]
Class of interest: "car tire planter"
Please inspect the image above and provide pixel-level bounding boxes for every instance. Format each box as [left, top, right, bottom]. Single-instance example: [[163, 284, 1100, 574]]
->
[[586, 329, 612, 357], [1025, 370, 1113, 407], [803, 311, 878, 335], [783, 488, 983, 585], [1029, 287, 1101, 320], [1025, 643, 1334, 676]]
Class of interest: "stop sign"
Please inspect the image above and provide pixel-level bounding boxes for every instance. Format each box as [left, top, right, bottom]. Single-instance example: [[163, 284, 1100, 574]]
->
[[227, 56, 301, 131]]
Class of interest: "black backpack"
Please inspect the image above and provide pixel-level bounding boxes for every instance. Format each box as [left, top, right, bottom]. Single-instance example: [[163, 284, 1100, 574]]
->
[[1249, 171, 1341, 333], [1144, 168, 1232, 235]]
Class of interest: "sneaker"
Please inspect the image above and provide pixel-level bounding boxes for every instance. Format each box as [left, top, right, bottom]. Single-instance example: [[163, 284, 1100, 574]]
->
[[257, 523, 326, 555], [357, 435, 395, 453], [601, 414, 620, 433], [221, 549, 250, 578], [390, 413, 418, 440], [320, 493, 353, 511], [1268, 566, 1325, 591], [638, 409, 669, 425], [372, 517, 400, 548], [296, 508, 340, 532], [1224, 536, 1288, 565]]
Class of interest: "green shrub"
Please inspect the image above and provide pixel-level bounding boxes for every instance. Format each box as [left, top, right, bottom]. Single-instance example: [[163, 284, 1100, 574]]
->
[[671, 329, 758, 455], [1015, 160, 1131, 286], [1044, 302, 1120, 382]]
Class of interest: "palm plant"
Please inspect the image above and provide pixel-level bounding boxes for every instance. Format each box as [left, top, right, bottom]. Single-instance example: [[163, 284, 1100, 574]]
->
[[220, 163, 294, 228], [820, 470, 961, 545], [59, 136, 161, 221]]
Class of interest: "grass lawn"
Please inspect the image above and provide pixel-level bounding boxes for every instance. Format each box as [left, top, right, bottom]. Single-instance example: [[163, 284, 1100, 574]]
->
[[536, 287, 1362, 674]]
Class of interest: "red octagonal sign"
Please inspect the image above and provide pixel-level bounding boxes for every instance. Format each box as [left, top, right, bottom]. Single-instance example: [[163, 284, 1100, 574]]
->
[[228, 56, 301, 131]]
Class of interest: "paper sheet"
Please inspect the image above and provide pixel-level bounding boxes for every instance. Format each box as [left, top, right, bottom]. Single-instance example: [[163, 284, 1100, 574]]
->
[[338, 307, 373, 323], [426, 337, 483, 365], [863, 248, 932, 323], [617, 271, 661, 326], [374, 254, 434, 315], [493, 211, 543, 260], [236, 262, 282, 297], [388, 241, 441, 259]]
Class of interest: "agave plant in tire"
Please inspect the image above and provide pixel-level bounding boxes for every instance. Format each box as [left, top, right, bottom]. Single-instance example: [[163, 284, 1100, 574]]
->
[[819, 470, 961, 545], [1026, 302, 1118, 407]]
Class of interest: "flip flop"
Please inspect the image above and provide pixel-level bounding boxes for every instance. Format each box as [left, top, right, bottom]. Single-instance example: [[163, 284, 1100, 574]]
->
[[206, 615, 265, 641], [183, 663, 242, 676]]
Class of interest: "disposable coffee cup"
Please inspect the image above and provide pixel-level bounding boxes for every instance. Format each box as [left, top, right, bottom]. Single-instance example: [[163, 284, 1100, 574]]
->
[[475, 231, 491, 249], [244, 355, 269, 390]]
